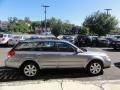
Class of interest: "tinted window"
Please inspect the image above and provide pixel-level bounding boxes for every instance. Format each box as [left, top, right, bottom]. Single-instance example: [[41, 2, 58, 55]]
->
[[35, 41, 57, 52], [57, 42, 75, 52], [0, 34, 3, 37], [8, 35, 12, 38], [14, 42, 38, 51]]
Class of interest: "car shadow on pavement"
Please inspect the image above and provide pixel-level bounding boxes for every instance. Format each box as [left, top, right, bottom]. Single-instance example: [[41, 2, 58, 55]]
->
[[102, 48, 120, 52], [114, 62, 120, 69], [0, 68, 102, 82]]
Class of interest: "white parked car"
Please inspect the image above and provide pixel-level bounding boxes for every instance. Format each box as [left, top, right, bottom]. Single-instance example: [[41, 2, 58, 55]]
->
[[0, 33, 12, 46], [8, 35, 29, 46]]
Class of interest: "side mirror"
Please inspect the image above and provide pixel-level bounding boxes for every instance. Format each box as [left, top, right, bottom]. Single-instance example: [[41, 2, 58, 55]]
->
[[75, 49, 82, 54], [80, 48, 87, 52]]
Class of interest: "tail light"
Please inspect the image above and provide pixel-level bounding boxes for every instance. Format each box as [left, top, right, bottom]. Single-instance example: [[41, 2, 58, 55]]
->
[[117, 42, 120, 44], [112, 42, 115, 44], [8, 50, 15, 57]]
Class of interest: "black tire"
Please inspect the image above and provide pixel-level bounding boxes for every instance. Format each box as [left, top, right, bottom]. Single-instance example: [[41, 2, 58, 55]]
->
[[20, 62, 39, 78], [87, 61, 103, 75], [5, 42, 9, 47], [113, 47, 117, 50]]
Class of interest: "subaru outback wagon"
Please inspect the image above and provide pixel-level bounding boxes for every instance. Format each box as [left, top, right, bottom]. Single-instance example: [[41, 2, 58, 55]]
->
[[5, 40, 111, 78]]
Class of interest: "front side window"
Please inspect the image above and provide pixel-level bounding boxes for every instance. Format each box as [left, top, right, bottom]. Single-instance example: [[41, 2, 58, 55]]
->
[[57, 42, 75, 52]]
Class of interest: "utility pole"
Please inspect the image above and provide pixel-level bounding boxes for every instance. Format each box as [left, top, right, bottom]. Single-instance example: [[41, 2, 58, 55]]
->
[[42, 5, 50, 34], [104, 9, 112, 16]]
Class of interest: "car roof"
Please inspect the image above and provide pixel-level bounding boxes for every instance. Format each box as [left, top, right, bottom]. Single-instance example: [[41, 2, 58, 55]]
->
[[20, 39, 70, 43]]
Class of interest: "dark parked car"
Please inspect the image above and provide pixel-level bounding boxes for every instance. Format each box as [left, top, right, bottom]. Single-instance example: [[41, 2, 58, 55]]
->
[[75, 35, 99, 47], [62, 35, 75, 44], [75, 35, 91, 47], [111, 38, 120, 49], [105, 38, 115, 47]]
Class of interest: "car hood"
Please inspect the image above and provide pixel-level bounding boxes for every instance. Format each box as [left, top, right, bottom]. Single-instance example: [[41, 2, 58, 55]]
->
[[80, 51, 107, 56]]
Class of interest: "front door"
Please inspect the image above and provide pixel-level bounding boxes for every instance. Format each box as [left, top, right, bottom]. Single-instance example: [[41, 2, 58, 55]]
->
[[56, 42, 86, 68]]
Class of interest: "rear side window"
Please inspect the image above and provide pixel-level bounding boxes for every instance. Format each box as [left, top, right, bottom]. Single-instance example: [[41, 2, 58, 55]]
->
[[14, 42, 38, 51], [35, 41, 57, 52]]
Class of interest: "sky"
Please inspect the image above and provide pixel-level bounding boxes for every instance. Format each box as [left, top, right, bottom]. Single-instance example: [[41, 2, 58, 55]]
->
[[0, 0, 120, 25]]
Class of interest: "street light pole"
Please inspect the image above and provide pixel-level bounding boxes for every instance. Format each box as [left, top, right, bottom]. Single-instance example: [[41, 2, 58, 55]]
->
[[104, 9, 112, 16], [42, 5, 50, 34]]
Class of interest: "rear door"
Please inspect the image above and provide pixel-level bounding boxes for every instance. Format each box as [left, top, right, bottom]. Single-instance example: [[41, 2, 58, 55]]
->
[[35, 41, 59, 68], [13, 42, 39, 61]]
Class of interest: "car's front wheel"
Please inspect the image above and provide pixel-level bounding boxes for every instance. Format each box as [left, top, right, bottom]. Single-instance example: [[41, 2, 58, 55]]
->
[[87, 61, 103, 75], [21, 62, 39, 78]]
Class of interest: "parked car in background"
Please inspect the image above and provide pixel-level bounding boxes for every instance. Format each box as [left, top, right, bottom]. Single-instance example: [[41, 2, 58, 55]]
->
[[111, 38, 120, 50], [8, 35, 29, 46], [5, 40, 111, 78], [0, 33, 12, 46], [75, 35, 92, 47], [98, 38, 108, 47], [62, 35, 75, 44], [105, 38, 115, 47], [90, 36, 99, 47], [25, 36, 40, 40]]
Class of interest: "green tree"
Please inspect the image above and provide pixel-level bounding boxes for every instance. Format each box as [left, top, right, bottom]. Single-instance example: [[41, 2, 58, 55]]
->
[[24, 17, 30, 23], [80, 26, 90, 35], [51, 25, 61, 38], [83, 11, 118, 36], [16, 20, 30, 33]]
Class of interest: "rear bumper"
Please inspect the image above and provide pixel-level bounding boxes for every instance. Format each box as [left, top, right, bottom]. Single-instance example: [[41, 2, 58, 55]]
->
[[5, 59, 21, 69]]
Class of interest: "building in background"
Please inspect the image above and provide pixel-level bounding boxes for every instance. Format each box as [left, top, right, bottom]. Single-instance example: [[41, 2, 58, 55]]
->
[[35, 26, 51, 35], [0, 21, 9, 30]]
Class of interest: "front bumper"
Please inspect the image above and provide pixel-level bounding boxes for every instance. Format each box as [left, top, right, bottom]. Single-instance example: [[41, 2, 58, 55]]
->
[[104, 60, 111, 69]]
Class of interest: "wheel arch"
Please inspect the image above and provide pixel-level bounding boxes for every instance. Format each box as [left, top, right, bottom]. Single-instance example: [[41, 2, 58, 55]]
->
[[20, 60, 40, 69], [86, 59, 104, 68]]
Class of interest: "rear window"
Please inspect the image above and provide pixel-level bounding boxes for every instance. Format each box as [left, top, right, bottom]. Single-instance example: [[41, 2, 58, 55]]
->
[[0, 34, 3, 38]]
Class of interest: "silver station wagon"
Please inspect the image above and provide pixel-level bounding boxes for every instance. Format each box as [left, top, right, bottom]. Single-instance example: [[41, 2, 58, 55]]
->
[[5, 40, 111, 78]]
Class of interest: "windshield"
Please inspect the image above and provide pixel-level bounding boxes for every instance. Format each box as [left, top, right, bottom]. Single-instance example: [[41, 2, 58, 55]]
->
[[13, 36, 22, 39]]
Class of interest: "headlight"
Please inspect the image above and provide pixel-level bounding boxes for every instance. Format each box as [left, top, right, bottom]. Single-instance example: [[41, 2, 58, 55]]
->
[[103, 56, 111, 61]]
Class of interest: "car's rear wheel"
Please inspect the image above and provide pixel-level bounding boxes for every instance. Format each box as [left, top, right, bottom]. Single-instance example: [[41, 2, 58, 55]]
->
[[87, 61, 103, 75], [21, 62, 39, 78]]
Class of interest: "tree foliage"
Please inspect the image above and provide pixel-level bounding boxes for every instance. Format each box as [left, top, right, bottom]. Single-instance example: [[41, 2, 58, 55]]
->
[[83, 11, 118, 36], [7, 17, 31, 33]]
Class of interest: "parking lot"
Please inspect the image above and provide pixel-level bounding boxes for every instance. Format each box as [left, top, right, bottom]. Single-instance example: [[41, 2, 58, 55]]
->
[[0, 47, 120, 82]]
